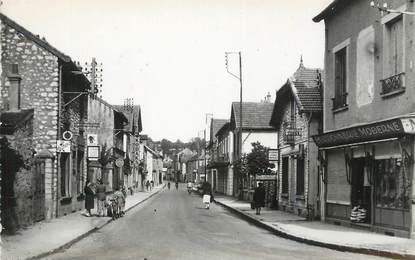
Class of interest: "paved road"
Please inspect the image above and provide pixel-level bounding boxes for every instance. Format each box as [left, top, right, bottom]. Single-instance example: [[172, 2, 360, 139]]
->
[[46, 184, 386, 260]]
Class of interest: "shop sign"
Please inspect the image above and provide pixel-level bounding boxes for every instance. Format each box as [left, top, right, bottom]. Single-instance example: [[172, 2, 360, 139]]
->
[[57, 140, 71, 153], [286, 127, 302, 136], [256, 175, 277, 181], [87, 145, 100, 160], [74, 122, 101, 128], [268, 149, 279, 161], [313, 119, 405, 148], [401, 118, 415, 134]]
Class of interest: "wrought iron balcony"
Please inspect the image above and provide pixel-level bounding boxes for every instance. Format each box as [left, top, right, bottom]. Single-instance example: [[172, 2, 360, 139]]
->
[[331, 92, 348, 111], [380, 72, 405, 96]]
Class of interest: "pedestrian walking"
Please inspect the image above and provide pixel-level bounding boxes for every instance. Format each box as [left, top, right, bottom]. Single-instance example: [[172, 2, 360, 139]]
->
[[84, 181, 95, 217], [150, 180, 154, 190], [253, 182, 266, 215], [202, 181, 213, 209], [96, 179, 106, 217], [145, 180, 150, 191], [175, 181, 178, 190], [167, 182, 171, 189]]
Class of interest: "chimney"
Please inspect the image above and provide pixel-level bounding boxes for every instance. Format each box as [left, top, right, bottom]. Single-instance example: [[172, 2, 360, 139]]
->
[[266, 92, 271, 103]]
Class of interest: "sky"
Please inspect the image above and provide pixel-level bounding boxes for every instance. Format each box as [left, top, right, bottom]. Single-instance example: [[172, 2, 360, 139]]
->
[[2, 0, 332, 142]]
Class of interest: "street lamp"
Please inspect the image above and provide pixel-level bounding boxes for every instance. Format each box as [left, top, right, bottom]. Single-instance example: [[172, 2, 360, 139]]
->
[[225, 51, 243, 198]]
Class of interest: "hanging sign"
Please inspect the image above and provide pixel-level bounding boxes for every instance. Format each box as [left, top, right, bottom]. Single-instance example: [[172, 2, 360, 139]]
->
[[87, 134, 98, 146], [87, 145, 100, 160], [57, 140, 71, 153]]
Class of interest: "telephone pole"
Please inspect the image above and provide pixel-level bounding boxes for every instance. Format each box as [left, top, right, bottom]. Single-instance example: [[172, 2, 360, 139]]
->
[[225, 51, 243, 198]]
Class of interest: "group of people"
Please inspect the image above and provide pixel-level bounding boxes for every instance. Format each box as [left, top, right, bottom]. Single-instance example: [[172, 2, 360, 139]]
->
[[84, 179, 127, 217], [165, 179, 266, 214], [145, 180, 154, 191]]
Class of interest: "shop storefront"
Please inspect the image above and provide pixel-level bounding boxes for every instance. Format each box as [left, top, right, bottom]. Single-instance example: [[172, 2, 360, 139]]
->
[[314, 116, 415, 238]]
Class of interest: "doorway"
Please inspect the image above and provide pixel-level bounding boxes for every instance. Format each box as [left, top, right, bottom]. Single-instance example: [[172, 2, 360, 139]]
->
[[351, 158, 371, 223]]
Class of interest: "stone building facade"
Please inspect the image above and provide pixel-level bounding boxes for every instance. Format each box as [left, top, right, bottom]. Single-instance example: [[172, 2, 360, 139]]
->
[[0, 13, 89, 230]]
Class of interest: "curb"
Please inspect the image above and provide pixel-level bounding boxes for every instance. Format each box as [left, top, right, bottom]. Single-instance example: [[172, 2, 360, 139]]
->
[[215, 200, 415, 260], [28, 185, 166, 260]]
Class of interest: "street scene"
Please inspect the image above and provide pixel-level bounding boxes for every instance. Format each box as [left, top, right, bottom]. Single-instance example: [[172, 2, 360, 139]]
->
[[2, 0, 415, 259]]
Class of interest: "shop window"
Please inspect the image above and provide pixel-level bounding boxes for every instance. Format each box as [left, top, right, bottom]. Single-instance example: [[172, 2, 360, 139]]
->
[[333, 47, 348, 110], [375, 158, 410, 210], [296, 157, 305, 195], [282, 157, 289, 194]]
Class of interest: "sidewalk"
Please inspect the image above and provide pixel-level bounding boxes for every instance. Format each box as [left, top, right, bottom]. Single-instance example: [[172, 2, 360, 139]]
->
[[1, 184, 165, 260], [214, 195, 415, 259]]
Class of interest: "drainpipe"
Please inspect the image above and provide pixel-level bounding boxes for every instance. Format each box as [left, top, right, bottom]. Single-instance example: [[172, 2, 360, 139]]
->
[[306, 112, 313, 219], [56, 64, 62, 218]]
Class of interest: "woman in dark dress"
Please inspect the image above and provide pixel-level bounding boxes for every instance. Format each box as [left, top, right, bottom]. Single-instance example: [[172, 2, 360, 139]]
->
[[253, 182, 266, 215], [84, 181, 95, 217]]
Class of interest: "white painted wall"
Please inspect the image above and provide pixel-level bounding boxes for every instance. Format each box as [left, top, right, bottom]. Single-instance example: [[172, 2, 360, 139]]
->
[[242, 131, 278, 153], [146, 151, 153, 182]]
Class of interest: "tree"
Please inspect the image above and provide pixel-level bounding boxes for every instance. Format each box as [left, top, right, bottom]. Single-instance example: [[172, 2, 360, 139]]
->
[[246, 142, 272, 178]]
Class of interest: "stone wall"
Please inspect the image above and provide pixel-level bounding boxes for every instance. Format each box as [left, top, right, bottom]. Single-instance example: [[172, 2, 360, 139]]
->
[[1, 22, 60, 220], [7, 117, 34, 228]]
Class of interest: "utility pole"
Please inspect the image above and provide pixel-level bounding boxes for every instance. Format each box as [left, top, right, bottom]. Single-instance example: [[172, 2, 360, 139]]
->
[[225, 51, 243, 198]]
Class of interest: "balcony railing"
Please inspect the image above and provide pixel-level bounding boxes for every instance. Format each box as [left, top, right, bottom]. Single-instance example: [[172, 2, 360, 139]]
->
[[380, 72, 405, 96], [331, 92, 348, 111]]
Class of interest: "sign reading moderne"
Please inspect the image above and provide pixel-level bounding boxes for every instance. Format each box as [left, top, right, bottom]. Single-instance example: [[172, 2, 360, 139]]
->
[[312, 118, 415, 148]]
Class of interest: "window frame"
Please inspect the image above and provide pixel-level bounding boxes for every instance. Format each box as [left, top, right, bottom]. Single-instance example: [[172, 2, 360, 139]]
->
[[332, 39, 350, 111]]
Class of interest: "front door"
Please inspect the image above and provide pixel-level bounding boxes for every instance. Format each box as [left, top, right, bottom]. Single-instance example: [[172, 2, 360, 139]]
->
[[351, 158, 371, 223], [33, 160, 45, 222]]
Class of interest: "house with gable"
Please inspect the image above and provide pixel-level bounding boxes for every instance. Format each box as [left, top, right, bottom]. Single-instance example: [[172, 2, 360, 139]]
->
[[206, 118, 230, 193], [269, 60, 323, 219], [230, 101, 278, 200], [113, 105, 143, 192], [0, 13, 90, 232]]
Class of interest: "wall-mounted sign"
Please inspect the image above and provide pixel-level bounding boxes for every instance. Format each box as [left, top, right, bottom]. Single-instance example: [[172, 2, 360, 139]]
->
[[87, 134, 98, 146], [74, 122, 101, 128], [268, 149, 279, 161], [401, 118, 415, 134], [87, 145, 100, 161], [285, 127, 302, 136], [62, 131, 73, 141], [256, 175, 277, 181], [57, 140, 71, 153], [313, 118, 406, 148]]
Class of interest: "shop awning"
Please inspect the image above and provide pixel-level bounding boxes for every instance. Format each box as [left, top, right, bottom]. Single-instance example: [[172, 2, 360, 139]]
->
[[313, 116, 415, 148]]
